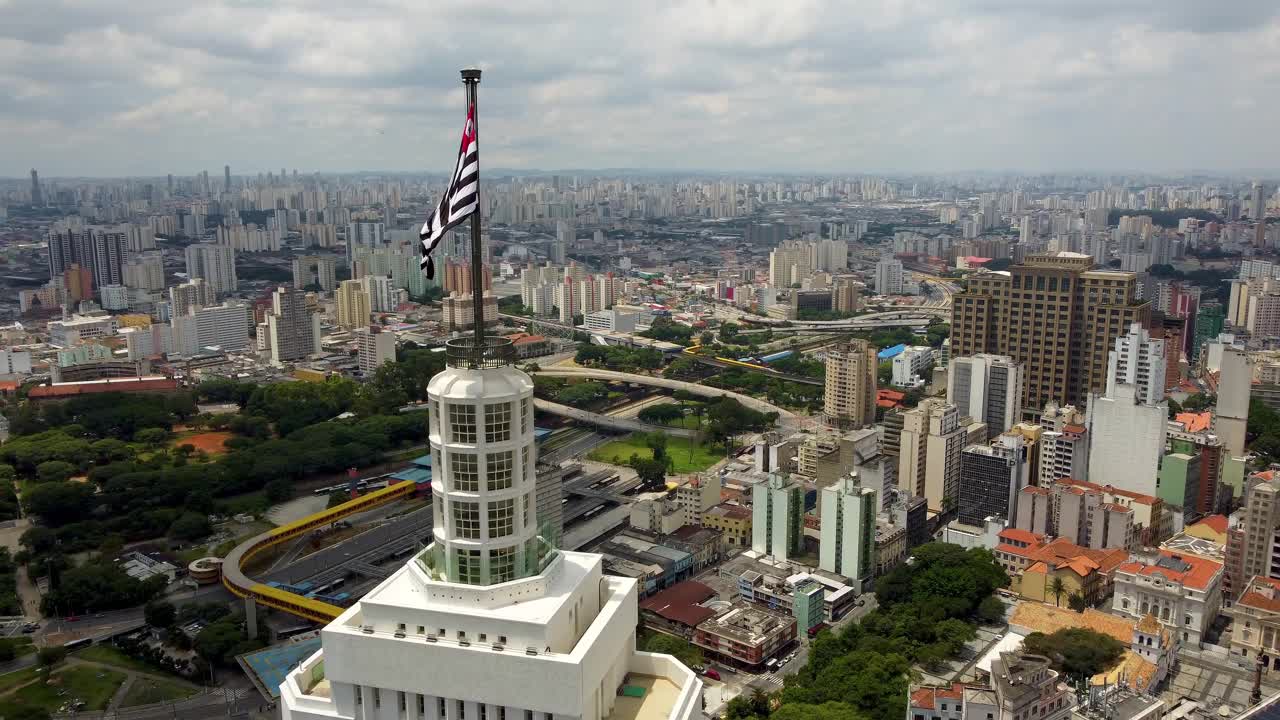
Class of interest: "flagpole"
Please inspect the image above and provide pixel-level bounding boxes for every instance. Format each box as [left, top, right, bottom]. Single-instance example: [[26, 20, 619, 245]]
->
[[461, 67, 485, 343]]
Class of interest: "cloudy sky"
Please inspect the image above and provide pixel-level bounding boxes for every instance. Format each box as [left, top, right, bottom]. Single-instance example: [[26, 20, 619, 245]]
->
[[2, 0, 1279, 178]]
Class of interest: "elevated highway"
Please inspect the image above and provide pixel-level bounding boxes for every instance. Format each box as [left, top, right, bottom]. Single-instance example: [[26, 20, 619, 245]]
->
[[528, 366, 799, 424], [222, 481, 418, 624], [533, 398, 696, 437]]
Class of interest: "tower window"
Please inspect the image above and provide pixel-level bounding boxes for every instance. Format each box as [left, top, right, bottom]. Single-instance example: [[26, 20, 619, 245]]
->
[[491, 545, 516, 583], [485, 402, 512, 443], [456, 548, 482, 583], [489, 499, 516, 538], [487, 451, 514, 491], [453, 501, 481, 539], [450, 452, 479, 492], [449, 404, 477, 443]]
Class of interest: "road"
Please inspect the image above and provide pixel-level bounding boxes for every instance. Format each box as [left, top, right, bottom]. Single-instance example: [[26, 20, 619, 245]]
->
[[260, 505, 433, 587]]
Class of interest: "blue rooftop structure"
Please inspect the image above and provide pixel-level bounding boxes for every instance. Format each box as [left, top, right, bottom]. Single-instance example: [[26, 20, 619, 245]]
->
[[534, 427, 554, 442], [877, 343, 907, 360], [391, 454, 432, 486], [239, 638, 322, 699]]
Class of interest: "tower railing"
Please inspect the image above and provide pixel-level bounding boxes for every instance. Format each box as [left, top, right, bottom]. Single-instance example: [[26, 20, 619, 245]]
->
[[445, 336, 516, 369]]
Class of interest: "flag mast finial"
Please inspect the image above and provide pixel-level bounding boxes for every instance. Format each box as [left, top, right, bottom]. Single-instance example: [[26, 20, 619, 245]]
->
[[461, 68, 484, 341]]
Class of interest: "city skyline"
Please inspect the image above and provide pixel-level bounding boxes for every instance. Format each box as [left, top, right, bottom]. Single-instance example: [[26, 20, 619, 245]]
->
[[2, 1, 1280, 177]]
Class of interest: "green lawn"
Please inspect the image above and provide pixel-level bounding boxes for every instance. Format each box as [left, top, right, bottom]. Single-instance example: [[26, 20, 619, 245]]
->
[[75, 645, 163, 675], [217, 490, 270, 516], [0, 666, 42, 695], [119, 676, 200, 707], [588, 434, 725, 474], [0, 665, 126, 715]]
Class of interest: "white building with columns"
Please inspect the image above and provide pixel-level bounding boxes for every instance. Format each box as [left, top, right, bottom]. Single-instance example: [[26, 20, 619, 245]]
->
[[280, 336, 702, 720]]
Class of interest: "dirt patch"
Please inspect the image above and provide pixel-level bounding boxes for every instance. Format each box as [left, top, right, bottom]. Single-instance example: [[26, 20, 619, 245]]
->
[[173, 431, 233, 455]]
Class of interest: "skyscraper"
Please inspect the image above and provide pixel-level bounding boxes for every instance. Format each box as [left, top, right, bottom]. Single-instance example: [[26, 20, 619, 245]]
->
[[335, 279, 372, 330], [267, 286, 320, 365], [48, 228, 127, 294], [184, 243, 238, 296], [292, 255, 337, 293], [1107, 322, 1166, 404], [280, 320, 700, 720], [897, 399, 966, 513], [1254, 182, 1268, 248], [29, 169, 41, 206], [874, 256, 904, 295], [356, 326, 396, 375], [957, 434, 1029, 526], [224, 165, 232, 193], [951, 252, 1150, 413], [823, 340, 876, 430], [947, 354, 1024, 439], [1085, 327, 1169, 496]]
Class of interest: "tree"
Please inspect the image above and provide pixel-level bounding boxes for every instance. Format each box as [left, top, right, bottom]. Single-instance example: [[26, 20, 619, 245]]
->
[[24, 482, 96, 526], [145, 600, 177, 629], [264, 478, 293, 503], [1068, 592, 1088, 613], [638, 404, 683, 425], [642, 632, 703, 668], [1022, 628, 1123, 682], [1167, 398, 1183, 418], [327, 490, 350, 509], [169, 512, 212, 541], [135, 427, 171, 447], [35, 460, 75, 483], [1050, 577, 1066, 607], [630, 456, 666, 489], [644, 432, 669, 463], [877, 360, 892, 385], [977, 595, 1006, 624], [37, 646, 67, 667], [719, 323, 740, 342]]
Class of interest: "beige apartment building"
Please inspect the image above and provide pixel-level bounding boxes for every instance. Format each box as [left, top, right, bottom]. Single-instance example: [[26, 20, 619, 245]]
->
[[823, 339, 877, 430]]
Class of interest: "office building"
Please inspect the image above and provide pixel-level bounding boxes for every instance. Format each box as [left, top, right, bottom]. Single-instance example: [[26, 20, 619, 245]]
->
[[280, 332, 701, 720], [891, 345, 934, 389], [292, 255, 337, 293], [170, 303, 251, 357], [947, 354, 1023, 438], [100, 284, 129, 311], [267, 286, 321, 366], [874, 256, 904, 295], [818, 474, 876, 586], [898, 399, 966, 513], [335, 280, 372, 330], [29, 169, 41, 206], [950, 252, 1150, 412], [751, 474, 804, 562], [768, 241, 810, 288], [183, 243, 238, 296], [169, 279, 217, 317], [823, 340, 876, 430], [831, 277, 863, 313], [357, 326, 396, 375], [958, 434, 1029, 526]]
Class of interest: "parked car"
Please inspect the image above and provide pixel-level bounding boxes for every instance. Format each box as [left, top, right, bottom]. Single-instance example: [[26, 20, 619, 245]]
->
[[703, 668, 721, 681]]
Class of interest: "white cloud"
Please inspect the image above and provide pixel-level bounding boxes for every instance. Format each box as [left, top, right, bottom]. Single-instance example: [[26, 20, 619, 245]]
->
[[1, 0, 1279, 176]]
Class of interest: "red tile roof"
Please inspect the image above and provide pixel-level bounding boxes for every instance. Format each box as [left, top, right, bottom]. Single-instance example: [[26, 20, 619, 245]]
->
[[909, 683, 965, 711], [28, 377, 178, 398], [999, 528, 1047, 545], [1236, 577, 1280, 613], [1115, 550, 1222, 591], [1175, 411, 1213, 433], [1053, 478, 1159, 505], [1191, 514, 1229, 535], [639, 581, 718, 627], [1028, 538, 1128, 578]]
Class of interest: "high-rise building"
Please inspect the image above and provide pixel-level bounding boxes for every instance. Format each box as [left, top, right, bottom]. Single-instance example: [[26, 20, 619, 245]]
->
[[362, 275, 397, 313], [957, 434, 1029, 526], [267, 286, 320, 366], [346, 221, 385, 264], [48, 228, 127, 294], [951, 252, 1150, 412], [831, 277, 863, 313], [280, 331, 700, 720], [1085, 336, 1168, 497], [1216, 347, 1250, 457], [292, 255, 337, 293], [123, 253, 165, 292], [356, 325, 396, 375], [1037, 403, 1089, 483], [29, 169, 41, 206], [818, 474, 876, 586], [897, 399, 966, 513], [336, 279, 372, 330], [224, 165, 231, 193], [169, 278, 217, 317], [751, 473, 804, 562], [947, 354, 1024, 439], [183, 243, 238, 296], [170, 303, 251, 356], [1107, 322, 1165, 405], [823, 340, 876, 430], [874, 256, 904, 295], [1254, 181, 1268, 248], [768, 241, 811, 288], [63, 264, 93, 303]]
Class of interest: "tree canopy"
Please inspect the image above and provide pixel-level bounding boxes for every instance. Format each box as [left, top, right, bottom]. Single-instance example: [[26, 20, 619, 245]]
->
[[1021, 628, 1124, 683]]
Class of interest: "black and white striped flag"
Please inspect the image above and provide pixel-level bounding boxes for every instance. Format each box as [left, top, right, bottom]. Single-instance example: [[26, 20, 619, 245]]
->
[[419, 103, 478, 279]]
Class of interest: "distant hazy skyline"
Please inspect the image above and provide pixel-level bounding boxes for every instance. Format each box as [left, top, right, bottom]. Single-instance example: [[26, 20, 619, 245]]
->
[[3, 1, 1279, 177]]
